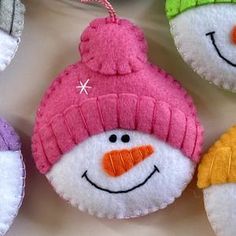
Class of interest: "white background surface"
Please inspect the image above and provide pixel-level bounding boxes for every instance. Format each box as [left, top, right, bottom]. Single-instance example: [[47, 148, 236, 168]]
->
[[1, 0, 236, 235]]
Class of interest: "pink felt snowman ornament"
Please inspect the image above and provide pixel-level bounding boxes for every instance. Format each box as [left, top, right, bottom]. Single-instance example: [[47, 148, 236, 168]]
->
[[32, 0, 203, 219]]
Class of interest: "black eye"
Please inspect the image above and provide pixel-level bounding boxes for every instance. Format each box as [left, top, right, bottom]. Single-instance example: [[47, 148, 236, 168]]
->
[[109, 134, 117, 143], [121, 134, 130, 143]]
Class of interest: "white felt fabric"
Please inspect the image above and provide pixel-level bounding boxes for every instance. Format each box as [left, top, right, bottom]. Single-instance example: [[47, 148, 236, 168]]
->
[[204, 184, 236, 236], [0, 29, 19, 71], [0, 151, 24, 236], [47, 129, 195, 219], [170, 4, 236, 91]]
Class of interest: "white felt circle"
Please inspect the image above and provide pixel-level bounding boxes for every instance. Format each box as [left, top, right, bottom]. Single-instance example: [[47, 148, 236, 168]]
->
[[0, 29, 19, 71], [170, 4, 236, 91], [47, 130, 195, 219], [204, 184, 236, 236], [0, 151, 24, 236]]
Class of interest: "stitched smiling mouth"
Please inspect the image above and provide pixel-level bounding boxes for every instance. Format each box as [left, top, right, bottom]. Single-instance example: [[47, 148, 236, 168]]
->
[[206, 31, 236, 67], [81, 165, 160, 194]]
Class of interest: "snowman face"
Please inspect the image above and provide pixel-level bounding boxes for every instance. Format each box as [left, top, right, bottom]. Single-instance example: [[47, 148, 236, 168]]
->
[[204, 183, 236, 236], [170, 4, 236, 91], [0, 151, 24, 235], [47, 129, 195, 219]]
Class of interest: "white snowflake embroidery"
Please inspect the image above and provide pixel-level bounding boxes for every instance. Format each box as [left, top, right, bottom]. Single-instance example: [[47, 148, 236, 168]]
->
[[76, 79, 92, 95]]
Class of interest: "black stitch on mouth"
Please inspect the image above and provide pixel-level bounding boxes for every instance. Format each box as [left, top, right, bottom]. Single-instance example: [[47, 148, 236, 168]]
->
[[206, 31, 236, 67], [81, 165, 160, 194]]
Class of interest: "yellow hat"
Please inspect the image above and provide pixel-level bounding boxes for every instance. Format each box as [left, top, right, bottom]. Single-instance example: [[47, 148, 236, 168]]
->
[[198, 126, 236, 189]]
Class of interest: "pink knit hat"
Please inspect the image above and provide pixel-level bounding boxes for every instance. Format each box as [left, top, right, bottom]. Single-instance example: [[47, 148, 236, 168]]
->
[[32, 6, 203, 174]]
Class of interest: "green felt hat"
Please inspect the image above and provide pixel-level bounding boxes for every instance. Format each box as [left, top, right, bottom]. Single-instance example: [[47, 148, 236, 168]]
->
[[166, 0, 236, 20]]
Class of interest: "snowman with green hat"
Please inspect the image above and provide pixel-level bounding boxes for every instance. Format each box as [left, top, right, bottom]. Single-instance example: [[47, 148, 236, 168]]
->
[[166, 0, 236, 92]]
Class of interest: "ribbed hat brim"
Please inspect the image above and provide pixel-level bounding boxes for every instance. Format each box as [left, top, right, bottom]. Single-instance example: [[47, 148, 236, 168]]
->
[[32, 93, 203, 174]]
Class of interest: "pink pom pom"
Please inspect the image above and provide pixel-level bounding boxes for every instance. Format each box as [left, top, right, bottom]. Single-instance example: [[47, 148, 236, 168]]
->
[[79, 18, 148, 75]]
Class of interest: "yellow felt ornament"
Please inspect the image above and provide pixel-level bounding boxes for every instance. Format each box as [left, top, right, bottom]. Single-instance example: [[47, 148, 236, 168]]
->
[[198, 126, 236, 189]]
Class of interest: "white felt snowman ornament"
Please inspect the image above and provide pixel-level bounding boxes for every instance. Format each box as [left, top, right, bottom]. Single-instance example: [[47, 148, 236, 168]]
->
[[198, 126, 236, 236], [0, 118, 25, 236], [32, 0, 203, 219], [0, 0, 25, 71], [166, 0, 236, 91]]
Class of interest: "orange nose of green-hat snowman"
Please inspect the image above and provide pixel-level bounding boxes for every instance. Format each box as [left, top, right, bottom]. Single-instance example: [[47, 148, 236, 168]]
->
[[32, 0, 203, 219], [166, 0, 236, 92]]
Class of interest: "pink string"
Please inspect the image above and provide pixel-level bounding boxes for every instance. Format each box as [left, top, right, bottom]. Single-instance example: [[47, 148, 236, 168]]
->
[[81, 0, 117, 22]]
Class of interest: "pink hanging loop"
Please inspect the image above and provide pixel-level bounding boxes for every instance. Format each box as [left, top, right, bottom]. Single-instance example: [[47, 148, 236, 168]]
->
[[81, 0, 117, 23]]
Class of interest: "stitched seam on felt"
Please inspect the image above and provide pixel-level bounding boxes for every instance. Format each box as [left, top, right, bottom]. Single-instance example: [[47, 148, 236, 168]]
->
[[50, 123, 63, 154], [37, 127, 55, 167], [117, 94, 120, 128], [36, 62, 197, 120], [35, 64, 76, 119], [170, 23, 236, 91], [150, 97, 157, 134], [38, 94, 195, 133], [78, 106, 91, 136], [63, 113, 77, 145], [166, 105, 172, 142], [109, 153, 116, 176], [206, 31, 236, 67], [227, 148, 232, 181], [80, 20, 147, 75], [152, 64, 196, 116], [180, 115, 188, 149], [208, 150, 218, 186], [198, 126, 236, 188], [0, 35, 19, 70], [0, 152, 25, 236], [134, 96, 140, 130], [48, 165, 194, 219], [0, 127, 9, 150], [36, 94, 202, 163], [19, 152, 26, 207], [204, 191, 227, 236], [129, 149, 136, 163], [119, 152, 126, 172], [191, 120, 198, 157], [96, 97, 105, 130], [195, 120, 204, 158]]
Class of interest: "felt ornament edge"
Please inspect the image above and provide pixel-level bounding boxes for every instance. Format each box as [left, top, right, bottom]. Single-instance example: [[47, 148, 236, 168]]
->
[[203, 186, 231, 236], [169, 21, 236, 92], [47, 149, 196, 219], [198, 125, 236, 189], [166, 1, 236, 20], [0, 151, 25, 236], [0, 30, 19, 71]]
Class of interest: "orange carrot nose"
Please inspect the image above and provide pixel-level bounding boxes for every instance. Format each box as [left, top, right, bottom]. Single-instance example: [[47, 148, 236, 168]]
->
[[102, 145, 154, 177], [231, 26, 236, 44]]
